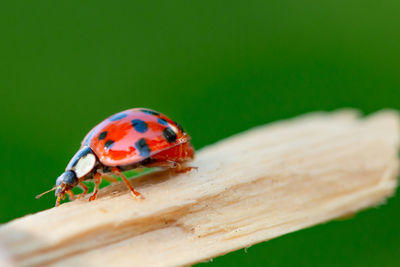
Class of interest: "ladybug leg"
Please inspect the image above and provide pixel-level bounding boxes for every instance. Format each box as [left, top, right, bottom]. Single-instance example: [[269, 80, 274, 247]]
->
[[89, 172, 102, 202], [77, 182, 88, 199], [111, 167, 143, 199], [175, 166, 198, 173], [55, 194, 63, 207], [66, 190, 76, 201], [168, 160, 198, 173]]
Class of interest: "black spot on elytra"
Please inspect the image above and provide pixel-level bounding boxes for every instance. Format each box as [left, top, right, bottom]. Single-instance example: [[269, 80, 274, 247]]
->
[[134, 138, 151, 157], [163, 127, 177, 143], [104, 140, 114, 149], [131, 119, 148, 133], [98, 131, 107, 140], [141, 109, 160, 116], [157, 118, 168, 126], [109, 113, 127, 121], [174, 121, 184, 132]]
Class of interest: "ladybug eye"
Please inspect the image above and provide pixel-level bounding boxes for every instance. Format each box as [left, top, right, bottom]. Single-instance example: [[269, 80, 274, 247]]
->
[[56, 175, 63, 186]]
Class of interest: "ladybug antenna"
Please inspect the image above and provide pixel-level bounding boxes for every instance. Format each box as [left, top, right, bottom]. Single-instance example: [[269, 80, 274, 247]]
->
[[35, 186, 57, 199]]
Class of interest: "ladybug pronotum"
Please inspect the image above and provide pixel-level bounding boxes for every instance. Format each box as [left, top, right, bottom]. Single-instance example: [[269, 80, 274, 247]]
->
[[37, 108, 195, 206]]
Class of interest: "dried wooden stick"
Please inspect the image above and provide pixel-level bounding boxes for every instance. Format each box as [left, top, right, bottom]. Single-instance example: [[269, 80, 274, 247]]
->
[[0, 110, 399, 267]]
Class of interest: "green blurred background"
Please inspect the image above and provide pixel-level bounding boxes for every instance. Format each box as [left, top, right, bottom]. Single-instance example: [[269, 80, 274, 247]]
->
[[1, 0, 399, 266]]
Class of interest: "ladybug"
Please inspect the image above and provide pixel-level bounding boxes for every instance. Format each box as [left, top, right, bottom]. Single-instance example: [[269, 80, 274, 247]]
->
[[37, 108, 195, 206]]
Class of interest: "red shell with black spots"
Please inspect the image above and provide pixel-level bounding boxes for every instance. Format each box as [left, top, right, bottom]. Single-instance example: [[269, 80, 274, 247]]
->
[[82, 108, 191, 166]]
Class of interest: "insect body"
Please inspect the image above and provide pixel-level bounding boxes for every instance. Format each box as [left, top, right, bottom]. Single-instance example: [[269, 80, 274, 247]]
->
[[37, 108, 195, 206]]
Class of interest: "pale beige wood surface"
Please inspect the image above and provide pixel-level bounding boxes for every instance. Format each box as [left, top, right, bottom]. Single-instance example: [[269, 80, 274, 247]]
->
[[0, 110, 399, 267]]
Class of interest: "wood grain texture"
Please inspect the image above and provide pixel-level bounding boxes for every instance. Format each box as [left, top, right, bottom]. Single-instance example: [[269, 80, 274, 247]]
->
[[0, 109, 399, 267]]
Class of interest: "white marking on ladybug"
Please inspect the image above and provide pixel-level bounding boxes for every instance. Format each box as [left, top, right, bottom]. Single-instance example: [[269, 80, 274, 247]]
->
[[73, 153, 96, 178]]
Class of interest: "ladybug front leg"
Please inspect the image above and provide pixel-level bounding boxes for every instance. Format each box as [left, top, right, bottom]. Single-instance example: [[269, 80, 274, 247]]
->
[[89, 172, 102, 202], [111, 167, 143, 199], [56, 194, 64, 207], [77, 182, 88, 199], [66, 190, 76, 201]]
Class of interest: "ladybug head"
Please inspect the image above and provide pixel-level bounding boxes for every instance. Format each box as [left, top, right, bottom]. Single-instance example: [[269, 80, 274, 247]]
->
[[54, 146, 98, 206], [35, 170, 77, 205], [54, 170, 78, 206], [36, 146, 98, 206]]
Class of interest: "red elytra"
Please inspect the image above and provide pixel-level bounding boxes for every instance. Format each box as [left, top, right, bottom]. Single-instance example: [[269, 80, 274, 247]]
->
[[83, 108, 192, 166], [36, 108, 195, 206]]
